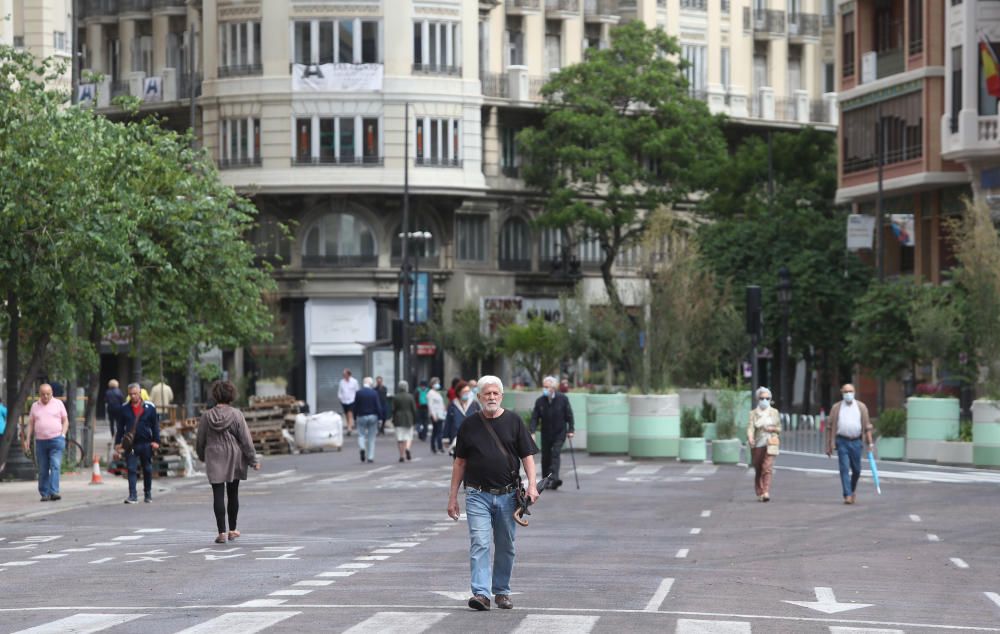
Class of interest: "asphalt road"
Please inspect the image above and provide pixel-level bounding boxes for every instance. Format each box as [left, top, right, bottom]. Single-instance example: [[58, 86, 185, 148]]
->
[[1, 436, 999, 634]]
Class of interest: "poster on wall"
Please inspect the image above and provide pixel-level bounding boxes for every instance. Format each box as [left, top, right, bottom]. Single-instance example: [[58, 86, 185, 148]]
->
[[397, 272, 429, 324], [890, 214, 915, 247], [846, 214, 876, 251]]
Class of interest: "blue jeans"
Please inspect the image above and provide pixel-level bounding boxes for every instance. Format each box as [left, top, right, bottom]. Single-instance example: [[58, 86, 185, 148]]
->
[[35, 436, 65, 497], [356, 414, 378, 460], [465, 489, 517, 598], [431, 419, 444, 453], [127, 444, 154, 500], [836, 436, 863, 498]]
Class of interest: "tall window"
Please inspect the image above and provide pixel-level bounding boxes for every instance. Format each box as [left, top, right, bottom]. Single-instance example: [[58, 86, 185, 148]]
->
[[908, 0, 923, 54], [413, 21, 461, 74], [294, 116, 382, 165], [292, 19, 382, 65], [456, 215, 489, 262], [824, 62, 835, 93], [219, 21, 261, 76], [540, 227, 564, 264], [415, 117, 461, 167], [505, 17, 524, 67], [584, 24, 602, 52], [682, 44, 707, 96], [952, 45, 962, 132], [842, 12, 855, 77], [788, 48, 802, 95], [545, 20, 562, 73], [302, 212, 377, 267], [578, 235, 602, 266], [499, 218, 531, 271], [220, 117, 261, 168], [842, 91, 923, 173], [721, 47, 731, 91], [501, 126, 519, 176]]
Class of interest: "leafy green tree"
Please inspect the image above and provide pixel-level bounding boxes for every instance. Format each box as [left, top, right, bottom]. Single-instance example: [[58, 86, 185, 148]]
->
[[425, 305, 500, 379], [499, 317, 573, 388], [518, 21, 727, 314], [909, 284, 965, 385], [845, 280, 919, 383]]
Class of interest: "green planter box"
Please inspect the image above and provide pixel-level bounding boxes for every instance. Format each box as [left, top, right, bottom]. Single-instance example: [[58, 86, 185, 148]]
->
[[587, 393, 629, 454], [972, 399, 1000, 468], [702, 422, 717, 441], [906, 397, 959, 461], [678, 437, 707, 462], [876, 436, 905, 461], [565, 392, 588, 451], [711, 438, 741, 464], [628, 394, 680, 458]]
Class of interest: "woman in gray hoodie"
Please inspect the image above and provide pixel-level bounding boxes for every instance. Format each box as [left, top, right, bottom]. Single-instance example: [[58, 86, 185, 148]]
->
[[196, 380, 259, 543]]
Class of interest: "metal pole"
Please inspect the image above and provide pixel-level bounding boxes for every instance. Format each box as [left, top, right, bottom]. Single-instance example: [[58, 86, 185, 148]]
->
[[71, 0, 79, 104], [782, 300, 790, 412], [189, 23, 197, 145], [401, 103, 411, 391], [876, 103, 885, 415]]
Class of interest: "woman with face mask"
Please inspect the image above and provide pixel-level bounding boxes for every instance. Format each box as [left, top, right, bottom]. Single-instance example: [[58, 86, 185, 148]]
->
[[443, 382, 481, 456], [746, 386, 781, 502], [427, 377, 448, 455]]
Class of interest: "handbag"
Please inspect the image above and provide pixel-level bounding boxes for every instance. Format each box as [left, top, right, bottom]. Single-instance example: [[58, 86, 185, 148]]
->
[[766, 434, 780, 456], [121, 413, 141, 454]]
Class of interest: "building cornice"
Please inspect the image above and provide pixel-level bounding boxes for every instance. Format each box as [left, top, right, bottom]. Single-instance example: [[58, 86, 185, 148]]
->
[[838, 66, 945, 105], [835, 171, 970, 204]]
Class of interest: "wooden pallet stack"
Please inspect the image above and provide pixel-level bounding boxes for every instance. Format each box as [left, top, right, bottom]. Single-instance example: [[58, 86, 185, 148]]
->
[[153, 417, 199, 477], [248, 395, 304, 432]]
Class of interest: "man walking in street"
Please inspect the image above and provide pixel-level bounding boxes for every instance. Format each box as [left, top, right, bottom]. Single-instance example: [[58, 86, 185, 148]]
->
[[115, 383, 160, 504], [825, 383, 874, 505], [530, 375, 575, 490], [105, 379, 125, 439], [374, 376, 390, 436], [338, 369, 360, 436], [354, 377, 385, 463], [448, 375, 539, 611], [24, 384, 69, 502]]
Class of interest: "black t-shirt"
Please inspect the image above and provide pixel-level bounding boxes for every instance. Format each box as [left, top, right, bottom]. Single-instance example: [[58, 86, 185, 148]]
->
[[455, 409, 537, 489]]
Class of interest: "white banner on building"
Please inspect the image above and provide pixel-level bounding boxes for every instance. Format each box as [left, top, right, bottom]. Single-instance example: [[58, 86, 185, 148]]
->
[[77, 83, 96, 104], [291, 63, 383, 92], [846, 214, 876, 251], [890, 213, 915, 247], [143, 76, 163, 102]]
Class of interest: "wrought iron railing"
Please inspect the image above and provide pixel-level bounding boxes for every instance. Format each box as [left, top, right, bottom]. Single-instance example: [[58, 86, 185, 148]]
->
[[218, 64, 263, 78]]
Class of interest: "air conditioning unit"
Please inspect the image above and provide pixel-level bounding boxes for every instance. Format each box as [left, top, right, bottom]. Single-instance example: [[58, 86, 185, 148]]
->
[[861, 51, 877, 84]]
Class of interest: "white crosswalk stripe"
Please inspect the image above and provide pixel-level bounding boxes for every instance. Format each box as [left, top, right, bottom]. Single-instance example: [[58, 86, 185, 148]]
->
[[172, 611, 300, 634], [341, 611, 449, 634], [9, 613, 146, 634], [511, 614, 600, 634], [829, 627, 904, 634], [676, 619, 751, 633]]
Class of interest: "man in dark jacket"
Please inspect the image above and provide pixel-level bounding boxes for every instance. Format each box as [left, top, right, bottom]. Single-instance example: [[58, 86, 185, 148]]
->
[[530, 375, 575, 490], [374, 376, 390, 436], [115, 383, 160, 503], [105, 379, 125, 438], [354, 377, 386, 463]]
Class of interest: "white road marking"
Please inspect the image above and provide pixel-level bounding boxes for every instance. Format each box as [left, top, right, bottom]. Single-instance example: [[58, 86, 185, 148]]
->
[[236, 599, 287, 607], [342, 611, 449, 634], [338, 562, 373, 569], [133, 528, 166, 533], [318, 466, 393, 482], [685, 465, 718, 476], [261, 469, 296, 479], [512, 614, 600, 633], [909, 514, 921, 522], [690, 528, 702, 535], [676, 619, 751, 633], [250, 475, 312, 487], [190, 547, 241, 554], [776, 464, 1000, 485], [372, 549, 404, 554], [88, 557, 114, 564], [30, 554, 67, 559], [784, 587, 873, 614], [701, 510, 711, 518], [927, 534, 940, 542], [294, 580, 334, 587], [253, 547, 304, 552], [676, 549, 689, 558], [387, 542, 419, 548], [0, 561, 37, 566], [317, 571, 355, 577], [573, 466, 605, 475], [985, 592, 1000, 608], [60, 548, 96, 553], [111, 536, 143, 541], [951, 558, 970, 569], [8, 613, 146, 634], [829, 627, 904, 634], [356, 555, 390, 561], [627, 465, 663, 475], [88, 543, 119, 547], [268, 589, 312, 596], [644, 577, 674, 612], [20, 536, 62, 543], [173, 611, 300, 634]]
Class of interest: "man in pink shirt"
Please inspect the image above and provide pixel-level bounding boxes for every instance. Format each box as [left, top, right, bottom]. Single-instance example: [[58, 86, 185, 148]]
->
[[23, 384, 69, 502]]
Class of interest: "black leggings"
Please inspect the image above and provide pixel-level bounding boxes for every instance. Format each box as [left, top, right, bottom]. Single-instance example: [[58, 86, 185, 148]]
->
[[211, 481, 240, 534]]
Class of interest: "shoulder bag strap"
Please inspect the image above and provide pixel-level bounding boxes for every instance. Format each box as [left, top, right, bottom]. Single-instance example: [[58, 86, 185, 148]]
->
[[479, 412, 519, 480]]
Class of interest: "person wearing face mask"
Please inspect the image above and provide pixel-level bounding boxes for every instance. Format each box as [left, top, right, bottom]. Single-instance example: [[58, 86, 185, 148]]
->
[[825, 383, 874, 505], [529, 376, 575, 491], [746, 386, 780, 502], [444, 381, 481, 454], [427, 377, 447, 454]]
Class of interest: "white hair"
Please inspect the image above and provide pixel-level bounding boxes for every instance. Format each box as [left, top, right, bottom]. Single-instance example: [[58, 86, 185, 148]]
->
[[756, 386, 772, 399], [543, 375, 558, 387], [362, 377, 374, 388], [478, 375, 504, 394]]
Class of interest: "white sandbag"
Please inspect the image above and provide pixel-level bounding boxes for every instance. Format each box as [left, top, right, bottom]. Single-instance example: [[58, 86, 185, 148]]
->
[[294, 411, 343, 450]]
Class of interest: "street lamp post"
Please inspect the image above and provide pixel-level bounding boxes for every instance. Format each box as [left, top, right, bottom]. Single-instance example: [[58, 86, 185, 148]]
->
[[399, 230, 433, 387], [777, 267, 792, 412]]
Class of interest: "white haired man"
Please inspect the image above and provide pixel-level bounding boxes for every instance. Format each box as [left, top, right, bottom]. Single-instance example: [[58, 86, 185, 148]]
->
[[448, 375, 539, 611], [353, 377, 385, 463], [529, 375, 575, 490], [825, 383, 874, 504]]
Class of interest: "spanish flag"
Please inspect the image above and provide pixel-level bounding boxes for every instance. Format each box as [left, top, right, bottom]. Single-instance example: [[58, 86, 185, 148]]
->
[[981, 34, 1000, 99]]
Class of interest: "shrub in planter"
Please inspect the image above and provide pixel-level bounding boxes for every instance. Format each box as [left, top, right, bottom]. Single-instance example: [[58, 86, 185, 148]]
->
[[700, 396, 717, 440], [681, 407, 703, 438], [679, 407, 706, 461], [875, 408, 906, 461]]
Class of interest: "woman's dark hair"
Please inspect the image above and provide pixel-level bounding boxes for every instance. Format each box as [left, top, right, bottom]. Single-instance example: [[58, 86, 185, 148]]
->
[[211, 380, 237, 405]]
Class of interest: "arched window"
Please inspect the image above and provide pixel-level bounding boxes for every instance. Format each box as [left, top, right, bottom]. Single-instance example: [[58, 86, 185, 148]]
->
[[252, 214, 291, 264], [302, 211, 377, 267], [499, 217, 531, 271]]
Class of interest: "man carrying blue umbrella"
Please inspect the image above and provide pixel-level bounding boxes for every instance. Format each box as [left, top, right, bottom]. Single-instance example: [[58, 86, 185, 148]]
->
[[825, 383, 875, 505]]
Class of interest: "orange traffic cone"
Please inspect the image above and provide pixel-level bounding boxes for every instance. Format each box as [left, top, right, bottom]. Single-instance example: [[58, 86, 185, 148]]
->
[[89, 455, 104, 485]]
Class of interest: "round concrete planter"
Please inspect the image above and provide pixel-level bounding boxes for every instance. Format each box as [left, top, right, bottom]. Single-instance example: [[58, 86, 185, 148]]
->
[[565, 392, 588, 451], [905, 397, 959, 462], [502, 390, 540, 415], [972, 399, 1000, 468], [678, 437, 707, 462], [587, 393, 629, 454], [702, 422, 717, 441], [876, 436, 905, 461], [628, 394, 680, 458], [937, 441, 973, 466], [711, 438, 741, 464]]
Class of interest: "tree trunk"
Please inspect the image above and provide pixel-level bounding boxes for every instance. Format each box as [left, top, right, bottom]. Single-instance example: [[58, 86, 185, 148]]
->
[[84, 312, 103, 462], [802, 349, 813, 415]]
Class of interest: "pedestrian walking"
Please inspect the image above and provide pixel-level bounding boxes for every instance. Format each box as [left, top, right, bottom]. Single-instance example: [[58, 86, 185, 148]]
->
[[416, 379, 430, 441], [23, 384, 68, 502], [746, 386, 780, 502], [374, 376, 390, 435], [338, 369, 360, 436], [448, 375, 539, 611], [105, 379, 125, 439], [428, 377, 446, 454], [444, 381, 479, 452], [150, 381, 173, 409], [354, 377, 385, 463], [0, 397, 7, 440], [391, 381, 417, 462], [196, 380, 260, 544], [825, 383, 874, 505], [529, 376, 575, 490], [115, 383, 160, 504]]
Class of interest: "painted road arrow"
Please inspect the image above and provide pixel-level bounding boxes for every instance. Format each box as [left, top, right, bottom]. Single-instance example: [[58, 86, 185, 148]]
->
[[783, 587, 873, 614]]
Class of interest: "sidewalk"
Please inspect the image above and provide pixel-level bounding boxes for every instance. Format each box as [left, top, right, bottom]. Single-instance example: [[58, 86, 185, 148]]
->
[[0, 467, 132, 523]]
